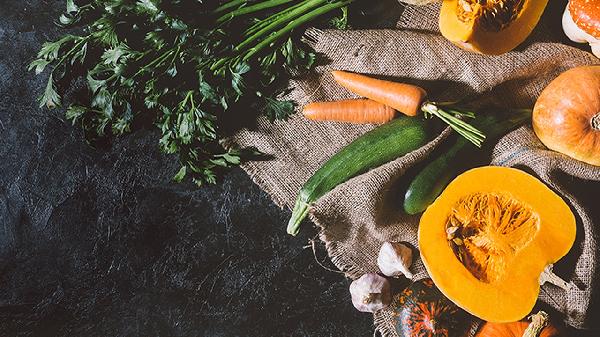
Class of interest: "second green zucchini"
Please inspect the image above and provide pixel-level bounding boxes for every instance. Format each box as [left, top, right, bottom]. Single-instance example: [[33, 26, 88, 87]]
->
[[403, 109, 532, 215]]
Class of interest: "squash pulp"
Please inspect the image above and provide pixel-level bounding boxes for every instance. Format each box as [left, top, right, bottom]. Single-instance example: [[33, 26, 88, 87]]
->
[[419, 166, 576, 322], [440, 0, 549, 55]]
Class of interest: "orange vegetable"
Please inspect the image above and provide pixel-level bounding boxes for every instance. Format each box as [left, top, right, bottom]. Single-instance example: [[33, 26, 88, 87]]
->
[[476, 311, 562, 337], [533, 66, 600, 166], [302, 99, 396, 124], [419, 167, 576, 323], [440, 0, 548, 55], [331, 70, 427, 117]]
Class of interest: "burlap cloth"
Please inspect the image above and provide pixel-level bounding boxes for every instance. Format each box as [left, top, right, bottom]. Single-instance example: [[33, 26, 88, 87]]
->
[[226, 3, 600, 335]]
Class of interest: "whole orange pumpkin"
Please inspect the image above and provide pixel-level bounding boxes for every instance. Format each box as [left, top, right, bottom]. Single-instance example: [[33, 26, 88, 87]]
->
[[533, 66, 600, 166], [476, 311, 561, 337]]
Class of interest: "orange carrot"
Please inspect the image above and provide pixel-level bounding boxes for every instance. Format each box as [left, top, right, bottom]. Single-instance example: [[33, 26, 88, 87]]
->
[[302, 99, 396, 124], [331, 70, 427, 117]]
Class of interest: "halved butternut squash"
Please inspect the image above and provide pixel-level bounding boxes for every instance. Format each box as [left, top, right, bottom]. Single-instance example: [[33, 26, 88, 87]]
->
[[439, 0, 549, 55], [418, 166, 576, 322]]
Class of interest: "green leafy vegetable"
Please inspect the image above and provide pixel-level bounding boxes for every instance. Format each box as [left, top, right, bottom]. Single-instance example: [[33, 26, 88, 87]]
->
[[31, 0, 354, 185]]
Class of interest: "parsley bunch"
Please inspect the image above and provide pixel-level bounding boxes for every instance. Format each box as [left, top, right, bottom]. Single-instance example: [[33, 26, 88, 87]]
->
[[30, 0, 352, 185]]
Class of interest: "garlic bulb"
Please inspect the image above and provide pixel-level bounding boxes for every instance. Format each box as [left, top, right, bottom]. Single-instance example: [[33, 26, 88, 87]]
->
[[377, 242, 414, 279], [349, 273, 391, 313], [562, 1, 600, 58]]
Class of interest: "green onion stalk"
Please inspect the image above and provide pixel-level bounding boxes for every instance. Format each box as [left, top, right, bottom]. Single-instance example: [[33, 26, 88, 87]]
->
[[211, 0, 355, 73]]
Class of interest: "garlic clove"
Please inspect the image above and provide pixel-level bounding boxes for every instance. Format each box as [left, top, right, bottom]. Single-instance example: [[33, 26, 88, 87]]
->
[[349, 273, 391, 313], [377, 242, 414, 279]]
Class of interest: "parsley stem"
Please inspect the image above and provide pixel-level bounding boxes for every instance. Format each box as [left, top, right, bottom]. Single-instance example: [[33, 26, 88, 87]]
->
[[133, 48, 178, 79], [242, 0, 353, 61], [217, 0, 296, 24], [52, 36, 90, 71]]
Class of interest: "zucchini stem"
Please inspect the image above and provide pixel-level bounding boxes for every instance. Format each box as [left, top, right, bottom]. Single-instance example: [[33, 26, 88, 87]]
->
[[288, 199, 310, 236]]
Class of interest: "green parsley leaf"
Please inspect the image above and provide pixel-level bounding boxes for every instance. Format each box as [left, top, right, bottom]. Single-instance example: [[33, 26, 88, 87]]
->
[[31, 0, 354, 185], [40, 74, 61, 108]]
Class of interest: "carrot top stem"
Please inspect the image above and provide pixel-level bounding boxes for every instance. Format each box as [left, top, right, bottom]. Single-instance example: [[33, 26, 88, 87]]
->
[[421, 101, 486, 147]]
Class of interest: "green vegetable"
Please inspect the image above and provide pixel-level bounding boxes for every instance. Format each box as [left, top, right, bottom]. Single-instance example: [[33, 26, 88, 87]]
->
[[403, 108, 532, 215], [287, 116, 432, 235], [30, 0, 353, 186]]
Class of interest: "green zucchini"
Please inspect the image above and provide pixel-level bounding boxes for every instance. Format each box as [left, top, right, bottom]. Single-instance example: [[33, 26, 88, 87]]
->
[[287, 116, 433, 235], [403, 109, 532, 215]]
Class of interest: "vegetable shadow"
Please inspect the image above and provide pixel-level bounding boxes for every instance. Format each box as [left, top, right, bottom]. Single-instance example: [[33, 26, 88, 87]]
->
[[550, 172, 600, 291], [349, 0, 405, 29]]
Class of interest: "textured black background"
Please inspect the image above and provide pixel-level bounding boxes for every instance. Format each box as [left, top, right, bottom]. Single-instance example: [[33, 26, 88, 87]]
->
[[0, 1, 372, 336], [0, 1, 597, 337]]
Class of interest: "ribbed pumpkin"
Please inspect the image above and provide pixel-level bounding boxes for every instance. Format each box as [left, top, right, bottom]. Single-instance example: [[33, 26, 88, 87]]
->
[[392, 279, 474, 337], [418, 166, 576, 322], [440, 0, 549, 55], [533, 66, 600, 166]]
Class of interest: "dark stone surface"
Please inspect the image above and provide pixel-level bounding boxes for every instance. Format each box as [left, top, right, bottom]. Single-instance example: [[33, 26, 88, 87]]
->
[[0, 1, 598, 337], [0, 1, 371, 336]]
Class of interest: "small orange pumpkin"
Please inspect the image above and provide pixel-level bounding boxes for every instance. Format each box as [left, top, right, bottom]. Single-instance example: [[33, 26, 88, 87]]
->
[[476, 311, 562, 337], [533, 66, 600, 166]]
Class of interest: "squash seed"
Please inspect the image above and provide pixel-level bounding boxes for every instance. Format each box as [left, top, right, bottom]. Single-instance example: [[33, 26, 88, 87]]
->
[[457, 0, 526, 32], [445, 192, 540, 283]]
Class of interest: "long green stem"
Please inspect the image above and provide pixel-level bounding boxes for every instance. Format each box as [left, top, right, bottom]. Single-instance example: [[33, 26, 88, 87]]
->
[[217, 0, 296, 24], [242, 0, 353, 61], [211, 0, 320, 72], [245, 3, 304, 36], [235, 0, 326, 52], [132, 48, 177, 78], [244, 0, 309, 36], [214, 0, 248, 14]]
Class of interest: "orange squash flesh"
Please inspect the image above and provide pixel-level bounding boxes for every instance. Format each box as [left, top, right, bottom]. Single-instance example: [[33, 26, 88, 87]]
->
[[440, 0, 549, 55], [419, 166, 576, 323]]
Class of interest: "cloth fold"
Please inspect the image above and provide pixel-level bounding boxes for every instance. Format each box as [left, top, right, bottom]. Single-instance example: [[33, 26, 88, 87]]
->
[[226, 3, 600, 335]]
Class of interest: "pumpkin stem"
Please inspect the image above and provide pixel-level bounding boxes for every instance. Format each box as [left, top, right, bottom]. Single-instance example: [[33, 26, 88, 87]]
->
[[523, 311, 549, 337], [592, 112, 600, 131], [539, 265, 570, 290]]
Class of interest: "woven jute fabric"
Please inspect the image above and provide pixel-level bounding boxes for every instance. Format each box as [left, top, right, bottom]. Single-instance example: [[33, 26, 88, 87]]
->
[[226, 3, 600, 335]]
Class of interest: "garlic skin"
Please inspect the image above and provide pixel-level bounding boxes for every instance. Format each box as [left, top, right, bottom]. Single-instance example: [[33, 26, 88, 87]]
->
[[349, 273, 391, 313], [563, 3, 600, 58], [377, 242, 414, 279]]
